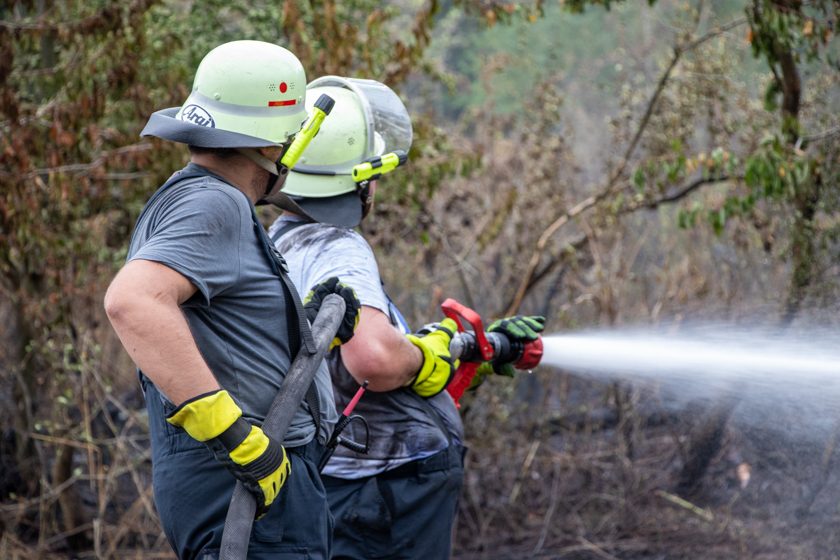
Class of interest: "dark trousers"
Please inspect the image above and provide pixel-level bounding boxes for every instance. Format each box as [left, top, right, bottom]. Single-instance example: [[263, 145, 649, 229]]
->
[[323, 444, 464, 560], [143, 380, 332, 560]]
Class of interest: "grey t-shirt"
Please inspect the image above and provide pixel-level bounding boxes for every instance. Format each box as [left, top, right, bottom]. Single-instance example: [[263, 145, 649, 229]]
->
[[128, 165, 336, 447], [269, 214, 463, 478]]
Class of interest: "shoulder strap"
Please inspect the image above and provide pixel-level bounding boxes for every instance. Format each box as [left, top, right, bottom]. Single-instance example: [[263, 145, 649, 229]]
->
[[252, 212, 323, 440], [250, 213, 317, 355], [379, 277, 411, 333], [267, 218, 332, 442], [382, 281, 411, 334]]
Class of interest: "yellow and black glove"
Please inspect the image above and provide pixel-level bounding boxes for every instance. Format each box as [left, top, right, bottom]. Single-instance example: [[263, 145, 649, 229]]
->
[[471, 314, 546, 389], [303, 277, 361, 350], [166, 390, 291, 518], [406, 318, 459, 398]]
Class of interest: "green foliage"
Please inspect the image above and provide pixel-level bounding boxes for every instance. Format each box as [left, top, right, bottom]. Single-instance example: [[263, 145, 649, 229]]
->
[[641, 135, 816, 237], [1, 0, 159, 330], [632, 0, 835, 248], [633, 146, 737, 196], [677, 202, 701, 229], [744, 135, 811, 199], [430, 0, 642, 117], [747, 0, 833, 65]]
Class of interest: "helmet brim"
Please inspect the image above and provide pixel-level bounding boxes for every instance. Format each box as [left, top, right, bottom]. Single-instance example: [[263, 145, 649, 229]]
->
[[141, 108, 283, 148], [268, 190, 362, 229]]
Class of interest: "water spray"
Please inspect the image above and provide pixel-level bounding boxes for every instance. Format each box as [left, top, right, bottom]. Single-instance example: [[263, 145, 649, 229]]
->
[[536, 326, 840, 438]]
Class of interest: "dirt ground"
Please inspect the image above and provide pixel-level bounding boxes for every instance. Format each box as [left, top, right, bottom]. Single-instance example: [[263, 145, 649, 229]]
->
[[451, 373, 840, 560], [4, 373, 840, 559]]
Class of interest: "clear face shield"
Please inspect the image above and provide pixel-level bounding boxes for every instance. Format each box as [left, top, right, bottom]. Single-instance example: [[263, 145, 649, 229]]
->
[[316, 78, 412, 218], [346, 77, 413, 160]]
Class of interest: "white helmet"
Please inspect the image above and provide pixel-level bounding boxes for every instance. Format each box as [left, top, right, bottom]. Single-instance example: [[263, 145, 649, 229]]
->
[[141, 40, 308, 148], [274, 76, 412, 227]]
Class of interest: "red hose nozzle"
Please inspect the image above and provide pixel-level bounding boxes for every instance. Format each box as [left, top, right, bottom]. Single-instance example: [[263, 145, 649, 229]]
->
[[515, 337, 543, 370]]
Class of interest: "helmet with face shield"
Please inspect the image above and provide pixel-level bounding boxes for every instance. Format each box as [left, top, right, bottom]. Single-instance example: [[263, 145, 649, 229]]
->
[[268, 76, 412, 227]]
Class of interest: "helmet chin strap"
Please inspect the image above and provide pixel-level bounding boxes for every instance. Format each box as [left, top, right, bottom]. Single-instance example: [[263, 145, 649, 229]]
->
[[237, 148, 288, 202], [238, 147, 278, 175], [358, 181, 374, 220]]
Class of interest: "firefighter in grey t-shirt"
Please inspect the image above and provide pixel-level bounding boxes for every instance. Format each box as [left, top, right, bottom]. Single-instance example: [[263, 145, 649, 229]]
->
[[104, 42, 359, 559], [269, 77, 545, 559]]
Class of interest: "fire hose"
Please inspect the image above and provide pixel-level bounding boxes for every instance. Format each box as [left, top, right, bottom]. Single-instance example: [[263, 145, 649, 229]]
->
[[219, 294, 346, 559], [218, 93, 339, 560], [217, 290, 543, 557], [219, 94, 345, 560]]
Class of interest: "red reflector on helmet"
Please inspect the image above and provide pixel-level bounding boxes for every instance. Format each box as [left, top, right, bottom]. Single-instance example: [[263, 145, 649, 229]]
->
[[268, 99, 297, 107]]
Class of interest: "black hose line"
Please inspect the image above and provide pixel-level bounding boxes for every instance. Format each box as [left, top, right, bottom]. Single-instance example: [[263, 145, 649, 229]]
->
[[219, 294, 347, 560]]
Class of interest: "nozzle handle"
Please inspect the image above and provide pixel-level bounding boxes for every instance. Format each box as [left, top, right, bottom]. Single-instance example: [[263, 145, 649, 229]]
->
[[441, 298, 493, 361], [441, 298, 494, 409]]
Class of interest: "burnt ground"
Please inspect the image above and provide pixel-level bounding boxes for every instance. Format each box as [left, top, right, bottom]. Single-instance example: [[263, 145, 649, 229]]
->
[[452, 371, 840, 560], [3, 373, 840, 559]]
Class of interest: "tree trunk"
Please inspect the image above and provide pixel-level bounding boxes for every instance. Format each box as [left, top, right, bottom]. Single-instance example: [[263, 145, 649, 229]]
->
[[767, 1, 811, 326], [0, 297, 41, 498], [675, 396, 738, 498]]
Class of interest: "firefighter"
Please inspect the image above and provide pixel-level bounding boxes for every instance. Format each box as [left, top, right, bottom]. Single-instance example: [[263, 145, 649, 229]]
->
[[104, 41, 359, 559], [268, 76, 544, 559]]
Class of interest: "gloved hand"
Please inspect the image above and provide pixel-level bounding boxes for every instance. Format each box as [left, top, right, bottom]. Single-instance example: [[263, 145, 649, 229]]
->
[[406, 318, 458, 397], [303, 277, 361, 350], [471, 315, 546, 388], [166, 389, 291, 518]]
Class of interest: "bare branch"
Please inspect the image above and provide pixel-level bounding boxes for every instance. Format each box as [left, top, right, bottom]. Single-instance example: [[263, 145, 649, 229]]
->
[[681, 17, 748, 52], [800, 124, 840, 144], [622, 174, 744, 213], [614, 17, 747, 188], [0, 474, 80, 514], [0, 143, 154, 181], [532, 459, 562, 555], [505, 193, 600, 316], [655, 490, 714, 522], [613, 53, 682, 186], [500, 233, 587, 316], [504, 17, 748, 315]]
